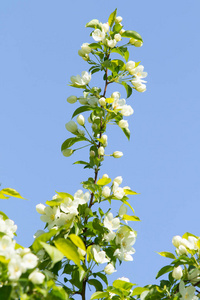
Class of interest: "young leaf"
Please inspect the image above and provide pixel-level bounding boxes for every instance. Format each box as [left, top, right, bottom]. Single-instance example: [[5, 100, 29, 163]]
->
[[55, 191, 73, 200], [90, 291, 109, 300], [61, 137, 87, 152], [113, 279, 135, 291], [124, 189, 138, 195], [108, 9, 117, 27], [157, 252, 176, 259], [40, 242, 64, 267], [0, 188, 25, 199], [32, 229, 58, 253], [72, 106, 92, 118], [97, 178, 112, 186], [156, 265, 174, 279], [121, 30, 143, 41], [54, 238, 82, 268], [0, 211, 9, 220], [132, 287, 149, 296], [46, 198, 64, 206], [69, 234, 86, 252], [89, 43, 102, 50], [122, 214, 141, 221]]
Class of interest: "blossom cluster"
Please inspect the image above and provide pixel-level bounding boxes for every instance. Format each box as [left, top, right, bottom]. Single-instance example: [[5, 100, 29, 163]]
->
[[0, 215, 44, 284]]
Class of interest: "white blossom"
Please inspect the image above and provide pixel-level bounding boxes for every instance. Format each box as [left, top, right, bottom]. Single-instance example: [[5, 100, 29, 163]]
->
[[114, 34, 121, 42], [74, 190, 90, 205], [65, 121, 78, 133], [102, 186, 111, 198], [99, 97, 106, 106], [36, 203, 46, 214], [107, 39, 117, 48], [92, 245, 110, 264], [92, 29, 105, 42], [77, 114, 85, 126], [40, 206, 60, 229], [118, 120, 129, 129], [104, 212, 120, 231], [98, 146, 105, 156], [112, 182, 125, 199], [28, 269, 45, 284], [81, 43, 91, 54], [104, 263, 117, 275], [71, 71, 91, 86], [113, 151, 123, 158], [172, 266, 183, 280], [113, 176, 123, 185]]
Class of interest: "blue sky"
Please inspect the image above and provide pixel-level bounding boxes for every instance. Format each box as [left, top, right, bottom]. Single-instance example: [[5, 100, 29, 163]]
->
[[1, 0, 200, 295]]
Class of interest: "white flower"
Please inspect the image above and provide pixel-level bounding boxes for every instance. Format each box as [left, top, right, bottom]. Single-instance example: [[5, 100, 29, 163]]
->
[[36, 203, 46, 214], [113, 151, 123, 158], [102, 174, 109, 178], [55, 213, 75, 227], [8, 256, 23, 280], [99, 97, 106, 106], [92, 29, 105, 42], [0, 235, 15, 259], [118, 120, 129, 129], [177, 245, 188, 255], [121, 105, 134, 116], [60, 198, 78, 215], [116, 226, 136, 247], [65, 121, 78, 133], [101, 134, 108, 147], [92, 245, 110, 264], [111, 91, 121, 100], [114, 247, 135, 261], [71, 71, 91, 86], [188, 236, 198, 250], [101, 22, 109, 33], [115, 16, 123, 23], [172, 235, 182, 248], [179, 280, 197, 300], [117, 277, 130, 282], [40, 206, 60, 229], [112, 182, 125, 199], [135, 83, 146, 93], [114, 34, 121, 42], [131, 65, 147, 80], [0, 217, 17, 238], [77, 114, 85, 126], [107, 39, 117, 48], [102, 186, 111, 198], [112, 97, 133, 117], [104, 212, 120, 231], [104, 230, 116, 242], [22, 253, 38, 271], [98, 146, 105, 156], [104, 263, 117, 275], [81, 43, 91, 54], [28, 269, 45, 284], [113, 176, 123, 185], [188, 268, 200, 284], [126, 61, 136, 74], [74, 190, 90, 205], [172, 266, 183, 280], [67, 95, 77, 104]]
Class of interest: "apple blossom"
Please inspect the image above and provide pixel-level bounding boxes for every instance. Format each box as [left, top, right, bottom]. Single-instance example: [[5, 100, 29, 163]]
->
[[112, 182, 125, 199], [98, 146, 105, 156], [65, 120, 78, 133], [36, 203, 46, 214], [179, 280, 197, 300], [102, 174, 109, 178], [104, 263, 117, 275], [115, 16, 123, 23], [99, 97, 106, 106], [107, 39, 117, 48], [92, 29, 105, 42], [70, 71, 91, 86], [77, 114, 85, 126], [101, 22, 109, 33], [74, 190, 90, 205], [114, 33, 122, 42], [118, 119, 129, 129], [92, 245, 110, 264], [67, 95, 77, 104], [81, 43, 91, 54], [102, 186, 111, 198], [126, 60, 136, 74], [172, 235, 182, 248], [28, 269, 45, 284], [104, 212, 120, 231], [113, 176, 123, 185], [172, 266, 183, 280], [113, 151, 123, 158]]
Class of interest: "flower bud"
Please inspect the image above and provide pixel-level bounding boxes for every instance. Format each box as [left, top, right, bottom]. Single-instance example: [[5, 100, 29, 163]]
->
[[36, 204, 46, 214], [92, 123, 98, 131], [172, 266, 183, 280], [113, 176, 123, 185], [113, 151, 123, 158], [28, 270, 45, 284], [78, 49, 86, 57], [102, 186, 111, 198], [118, 120, 129, 129], [172, 235, 182, 248], [130, 38, 143, 47], [104, 263, 116, 275], [62, 149, 74, 157], [67, 95, 77, 104], [135, 84, 146, 93], [102, 134, 108, 146], [119, 28, 125, 35], [90, 150, 95, 157], [79, 97, 88, 105], [114, 34, 121, 42], [77, 114, 85, 126], [101, 22, 109, 33], [99, 97, 106, 106], [65, 121, 78, 133], [102, 174, 109, 178], [107, 39, 117, 48], [98, 146, 105, 156], [81, 43, 91, 54], [77, 129, 85, 136], [115, 16, 123, 23], [177, 245, 188, 255]]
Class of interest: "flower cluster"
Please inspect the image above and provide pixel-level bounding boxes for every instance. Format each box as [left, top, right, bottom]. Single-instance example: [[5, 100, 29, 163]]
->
[[0, 215, 44, 284]]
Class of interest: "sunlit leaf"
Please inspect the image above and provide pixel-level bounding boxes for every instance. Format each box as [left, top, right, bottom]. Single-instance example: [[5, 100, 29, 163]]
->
[[69, 234, 86, 252], [40, 242, 64, 267], [0, 188, 25, 199], [156, 265, 174, 279], [124, 189, 138, 195], [108, 8, 117, 27], [32, 229, 57, 253], [90, 291, 109, 300], [122, 214, 141, 221], [97, 178, 112, 186], [132, 287, 149, 296], [157, 252, 176, 259], [121, 30, 143, 41]]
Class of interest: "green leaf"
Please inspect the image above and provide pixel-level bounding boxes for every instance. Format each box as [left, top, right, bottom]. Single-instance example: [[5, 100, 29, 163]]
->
[[85, 19, 99, 28], [73, 160, 89, 165], [46, 198, 65, 206], [122, 200, 135, 213], [123, 189, 138, 195], [0, 285, 12, 300], [108, 8, 117, 27], [120, 82, 132, 98], [0, 211, 9, 220], [54, 238, 82, 268], [89, 43, 102, 50], [122, 128, 130, 140], [72, 106, 92, 118], [113, 279, 135, 291], [106, 97, 114, 104], [113, 23, 123, 33], [132, 287, 149, 296], [61, 137, 87, 152], [0, 188, 25, 199], [40, 242, 64, 267], [111, 47, 129, 62], [0, 191, 9, 199], [56, 191, 73, 200], [156, 265, 174, 279], [49, 285, 69, 300], [87, 245, 93, 262], [121, 30, 143, 41], [69, 234, 86, 252], [122, 214, 141, 221], [90, 291, 109, 300], [32, 229, 57, 253], [182, 232, 198, 240], [157, 252, 176, 259], [88, 279, 103, 292], [97, 178, 112, 186]]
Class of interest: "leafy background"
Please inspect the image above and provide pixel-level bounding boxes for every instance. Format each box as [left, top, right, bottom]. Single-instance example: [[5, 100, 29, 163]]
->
[[1, 0, 200, 293]]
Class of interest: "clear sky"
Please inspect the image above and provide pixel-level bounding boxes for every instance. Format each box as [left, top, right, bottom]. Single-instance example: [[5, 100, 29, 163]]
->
[[1, 0, 200, 295]]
